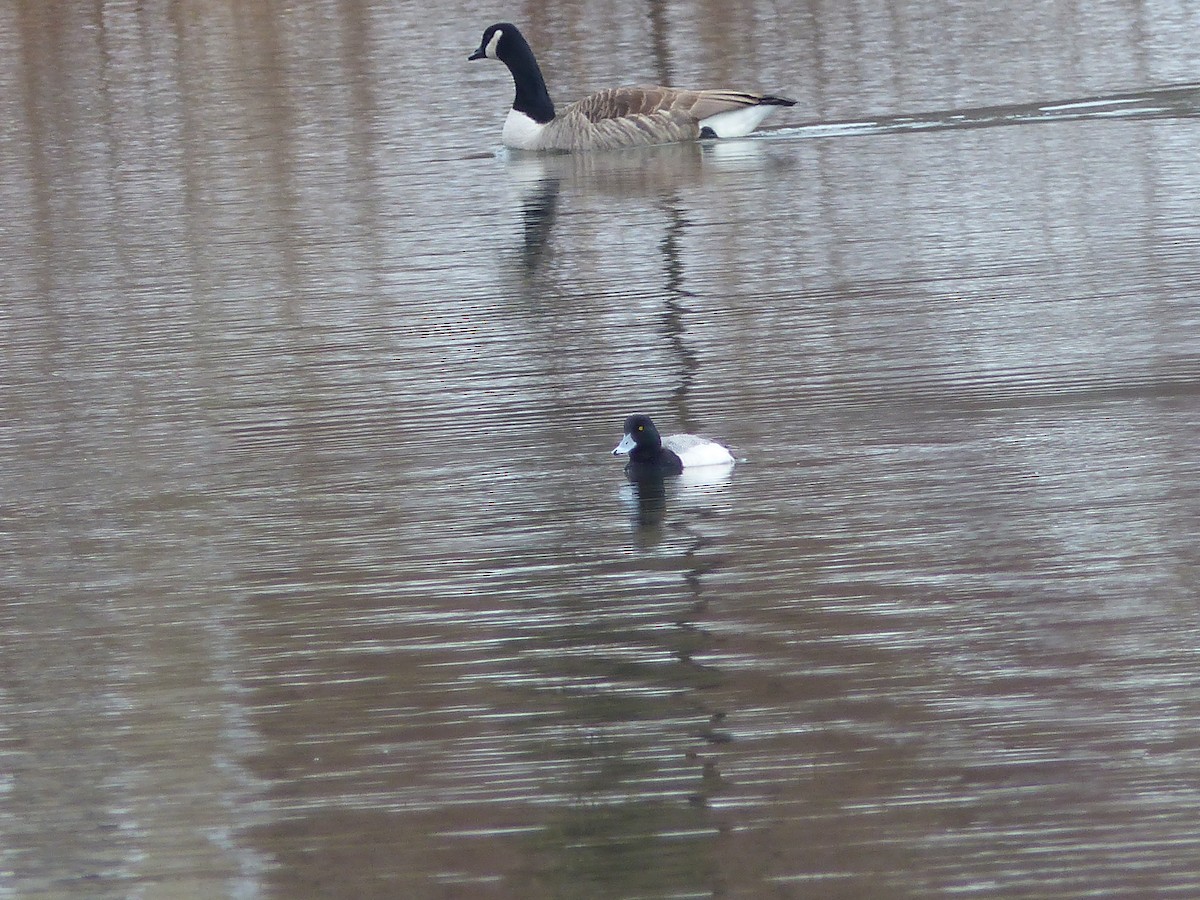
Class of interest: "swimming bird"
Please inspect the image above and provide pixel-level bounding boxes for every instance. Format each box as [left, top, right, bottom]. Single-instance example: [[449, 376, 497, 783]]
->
[[469, 23, 795, 152], [612, 414, 735, 475]]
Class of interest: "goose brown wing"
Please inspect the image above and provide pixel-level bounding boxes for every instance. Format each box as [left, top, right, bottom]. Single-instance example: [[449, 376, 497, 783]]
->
[[572, 86, 788, 123], [569, 86, 678, 121], [538, 86, 796, 151], [671, 89, 777, 120], [544, 105, 699, 150]]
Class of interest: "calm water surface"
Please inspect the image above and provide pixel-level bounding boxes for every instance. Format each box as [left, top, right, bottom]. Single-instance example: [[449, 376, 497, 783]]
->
[[3, 1, 1200, 897]]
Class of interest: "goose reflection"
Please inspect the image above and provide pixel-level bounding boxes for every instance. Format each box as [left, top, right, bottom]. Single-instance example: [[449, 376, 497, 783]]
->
[[517, 175, 560, 273], [504, 138, 783, 275], [505, 137, 776, 201]]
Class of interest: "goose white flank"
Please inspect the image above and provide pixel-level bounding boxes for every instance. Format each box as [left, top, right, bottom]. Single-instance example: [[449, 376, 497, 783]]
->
[[469, 22, 795, 152]]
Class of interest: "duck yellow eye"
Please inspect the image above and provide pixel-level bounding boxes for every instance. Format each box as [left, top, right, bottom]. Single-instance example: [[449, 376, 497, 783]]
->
[[637, 425, 644, 431]]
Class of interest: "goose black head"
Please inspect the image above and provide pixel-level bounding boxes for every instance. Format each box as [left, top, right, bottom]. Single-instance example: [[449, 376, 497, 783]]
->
[[469, 22, 517, 61]]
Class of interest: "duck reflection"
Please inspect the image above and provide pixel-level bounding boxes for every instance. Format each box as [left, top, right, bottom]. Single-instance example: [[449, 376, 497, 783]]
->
[[618, 463, 735, 548], [620, 470, 670, 545]]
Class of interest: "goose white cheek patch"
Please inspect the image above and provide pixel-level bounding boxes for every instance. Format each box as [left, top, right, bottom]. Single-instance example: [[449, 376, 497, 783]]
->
[[485, 28, 503, 58]]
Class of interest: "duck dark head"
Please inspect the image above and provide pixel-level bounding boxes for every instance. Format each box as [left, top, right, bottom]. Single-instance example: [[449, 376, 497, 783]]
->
[[613, 414, 684, 475], [615, 415, 662, 452], [469, 23, 555, 123]]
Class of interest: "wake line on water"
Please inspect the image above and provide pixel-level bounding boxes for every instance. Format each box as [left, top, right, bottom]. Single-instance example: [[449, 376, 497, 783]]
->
[[761, 83, 1200, 140]]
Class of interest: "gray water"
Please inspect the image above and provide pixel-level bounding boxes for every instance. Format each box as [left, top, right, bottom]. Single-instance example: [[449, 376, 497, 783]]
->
[[3, 2, 1200, 897]]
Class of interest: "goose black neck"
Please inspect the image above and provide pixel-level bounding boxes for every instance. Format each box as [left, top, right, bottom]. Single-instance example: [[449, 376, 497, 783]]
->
[[504, 31, 555, 123]]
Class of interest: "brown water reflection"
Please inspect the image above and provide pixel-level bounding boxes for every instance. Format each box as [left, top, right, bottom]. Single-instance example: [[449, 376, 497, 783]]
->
[[3, 1, 1200, 898]]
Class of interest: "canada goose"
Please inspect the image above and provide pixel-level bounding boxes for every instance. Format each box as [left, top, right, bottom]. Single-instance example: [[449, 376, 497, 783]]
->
[[612, 414, 735, 474], [469, 23, 795, 152]]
